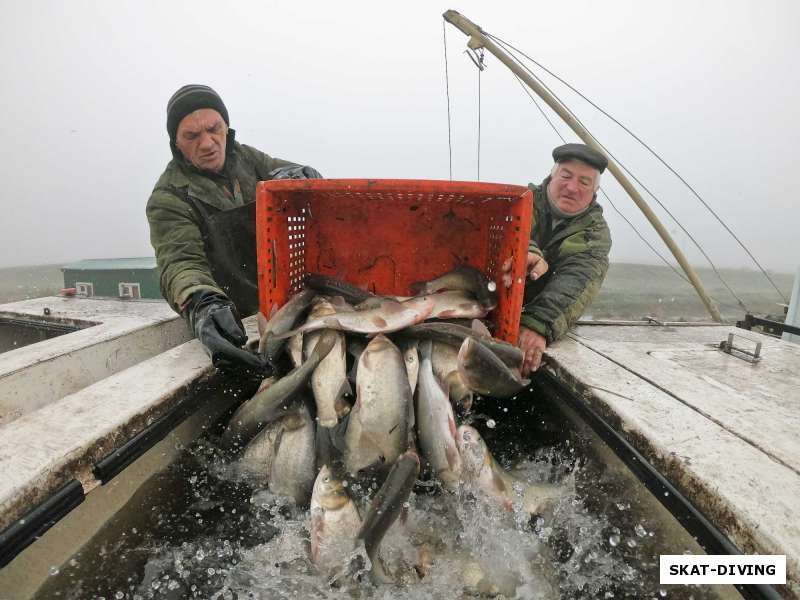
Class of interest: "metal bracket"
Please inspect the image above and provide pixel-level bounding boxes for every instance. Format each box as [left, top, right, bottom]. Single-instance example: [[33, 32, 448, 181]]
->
[[718, 333, 762, 363], [464, 46, 486, 71]]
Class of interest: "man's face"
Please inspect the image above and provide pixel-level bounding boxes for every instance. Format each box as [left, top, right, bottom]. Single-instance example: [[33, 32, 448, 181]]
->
[[174, 108, 227, 173], [547, 160, 599, 215]]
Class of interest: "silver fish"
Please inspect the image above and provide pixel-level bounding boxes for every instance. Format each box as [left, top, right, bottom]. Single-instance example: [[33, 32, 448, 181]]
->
[[415, 341, 462, 490], [456, 425, 561, 515], [258, 288, 317, 363], [344, 335, 411, 474], [236, 415, 285, 483], [286, 331, 304, 368], [222, 330, 337, 448], [276, 296, 436, 339], [269, 404, 317, 505], [305, 273, 373, 305], [303, 300, 352, 428], [410, 265, 498, 310], [357, 450, 420, 583], [309, 464, 363, 579], [457, 337, 529, 399], [401, 322, 524, 371], [420, 290, 489, 320], [400, 338, 420, 395], [430, 341, 474, 411]]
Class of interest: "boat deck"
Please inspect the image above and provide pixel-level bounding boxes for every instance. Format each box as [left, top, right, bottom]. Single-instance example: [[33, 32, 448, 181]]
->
[[546, 323, 800, 596]]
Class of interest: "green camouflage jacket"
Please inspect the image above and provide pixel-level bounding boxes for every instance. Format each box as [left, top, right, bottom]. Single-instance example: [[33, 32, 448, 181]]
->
[[519, 177, 612, 342], [146, 137, 295, 312]]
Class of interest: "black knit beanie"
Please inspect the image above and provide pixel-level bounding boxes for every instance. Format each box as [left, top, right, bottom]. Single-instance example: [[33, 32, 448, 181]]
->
[[166, 84, 229, 142]]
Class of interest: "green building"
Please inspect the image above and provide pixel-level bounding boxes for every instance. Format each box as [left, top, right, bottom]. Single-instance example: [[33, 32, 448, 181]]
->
[[61, 258, 162, 300]]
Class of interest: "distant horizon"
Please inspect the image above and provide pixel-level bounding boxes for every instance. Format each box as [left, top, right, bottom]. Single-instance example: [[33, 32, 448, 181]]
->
[[0, 258, 796, 278]]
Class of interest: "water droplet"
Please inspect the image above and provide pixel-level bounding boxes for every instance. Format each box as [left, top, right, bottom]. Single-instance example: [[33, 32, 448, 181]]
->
[[49, 566, 60, 576], [402, 501, 410, 509], [486, 419, 496, 429], [189, 475, 198, 484], [635, 524, 647, 537], [608, 534, 621, 547], [342, 480, 348, 487], [115, 592, 125, 599], [151, 580, 161, 590], [659, 589, 667, 597], [196, 549, 205, 561], [627, 538, 637, 548], [207, 567, 216, 576], [663, 491, 669, 497]]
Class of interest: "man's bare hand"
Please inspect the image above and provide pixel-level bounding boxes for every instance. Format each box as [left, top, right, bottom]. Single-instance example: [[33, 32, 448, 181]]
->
[[518, 326, 546, 375], [501, 253, 549, 288]]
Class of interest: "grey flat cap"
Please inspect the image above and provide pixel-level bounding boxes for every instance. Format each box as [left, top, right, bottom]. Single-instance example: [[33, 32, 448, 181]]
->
[[552, 143, 608, 173]]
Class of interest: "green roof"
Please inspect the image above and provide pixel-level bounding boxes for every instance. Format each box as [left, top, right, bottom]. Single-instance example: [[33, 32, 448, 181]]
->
[[61, 257, 158, 271]]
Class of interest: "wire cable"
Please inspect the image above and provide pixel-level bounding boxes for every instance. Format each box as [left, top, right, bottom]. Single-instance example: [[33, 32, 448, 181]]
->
[[511, 74, 687, 283], [486, 31, 787, 304], [490, 34, 750, 312], [477, 62, 481, 181], [442, 20, 453, 181], [511, 74, 749, 317]]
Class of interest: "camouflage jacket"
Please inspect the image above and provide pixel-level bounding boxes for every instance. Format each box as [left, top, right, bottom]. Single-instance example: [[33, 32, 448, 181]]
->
[[519, 177, 612, 342], [146, 136, 295, 312]]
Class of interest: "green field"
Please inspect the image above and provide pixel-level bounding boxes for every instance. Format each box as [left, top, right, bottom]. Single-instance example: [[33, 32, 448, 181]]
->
[[0, 262, 793, 323], [588, 263, 794, 322]]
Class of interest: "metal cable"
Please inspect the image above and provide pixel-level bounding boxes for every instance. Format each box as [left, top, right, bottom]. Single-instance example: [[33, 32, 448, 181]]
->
[[477, 63, 481, 181], [491, 34, 750, 312], [487, 31, 786, 305], [442, 20, 453, 181], [511, 74, 746, 316]]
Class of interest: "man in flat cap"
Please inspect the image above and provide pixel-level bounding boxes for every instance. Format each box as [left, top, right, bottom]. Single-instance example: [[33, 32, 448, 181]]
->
[[503, 143, 612, 375], [147, 84, 321, 372]]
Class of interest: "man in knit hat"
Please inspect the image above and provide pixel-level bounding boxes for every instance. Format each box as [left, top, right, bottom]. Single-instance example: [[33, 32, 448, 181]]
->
[[502, 143, 612, 375], [147, 84, 321, 372]]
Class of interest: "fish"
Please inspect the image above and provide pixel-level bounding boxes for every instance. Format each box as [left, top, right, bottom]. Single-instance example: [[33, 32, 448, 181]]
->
[[457, 337, 529, 399], [344, 335, 412, 475], [357, 450, 421, 583], [456, 425, 561, 515], [269, 404, 317, 505], [400, 338, 420, 395], [275, 295, 436, 339], [304, 273, 373, 305], [303, 300, 352, 428], [235, 414, 285, 483], [222, 330, 337, 448], [429, 342, 474, 411], [410, 265, 498, 310], [286, 331, 304, 368], [400, 322, 524, 371], [310, 465, 363, 578], [415, 341, 462, 490], [258, 288, 317, 363], [418, 290, 490, 320]]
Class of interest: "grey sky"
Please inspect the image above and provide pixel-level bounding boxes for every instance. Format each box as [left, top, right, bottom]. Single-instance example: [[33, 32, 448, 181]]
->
[[1, 0, 798, 274]]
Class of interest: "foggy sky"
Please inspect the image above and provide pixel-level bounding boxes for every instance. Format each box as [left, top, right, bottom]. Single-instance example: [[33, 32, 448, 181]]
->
[[1, 0, 798, 275]]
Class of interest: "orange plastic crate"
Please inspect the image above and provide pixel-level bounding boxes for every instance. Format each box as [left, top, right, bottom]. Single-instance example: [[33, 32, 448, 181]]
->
[[256, 179, 534, 344]]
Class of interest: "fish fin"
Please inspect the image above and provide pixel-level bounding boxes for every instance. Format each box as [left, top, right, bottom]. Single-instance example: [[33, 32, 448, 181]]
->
[[257, 311, 269, 337], [371, 316, 388, 328], [470, 319, 492, 337], [408, 280, 428, 295], [418, 339, 433, 361]]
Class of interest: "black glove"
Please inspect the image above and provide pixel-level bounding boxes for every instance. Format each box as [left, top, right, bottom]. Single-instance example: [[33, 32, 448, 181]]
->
[[267, 164, 323, 180], [185, 290, 269, 373]]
